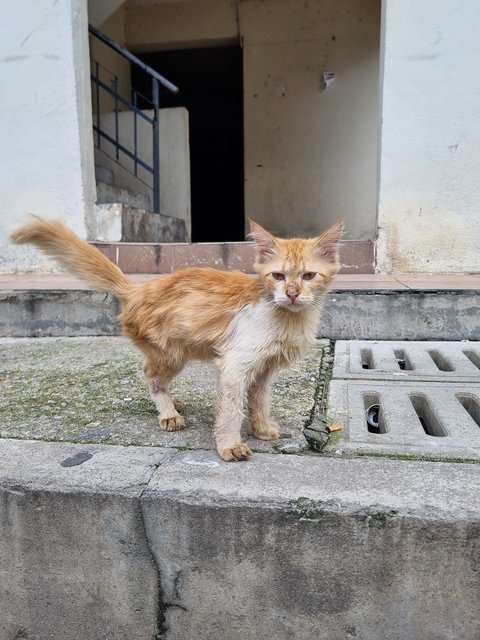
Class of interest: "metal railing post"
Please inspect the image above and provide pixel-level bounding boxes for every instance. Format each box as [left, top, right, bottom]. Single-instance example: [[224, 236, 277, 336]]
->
[[113, 76, 120, 160], [152, 78, 160, 214], [95, 62, 100, 147]]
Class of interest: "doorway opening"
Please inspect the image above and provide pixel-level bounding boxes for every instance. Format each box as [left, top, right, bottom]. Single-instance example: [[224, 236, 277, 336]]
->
[[131, 45, 245, 243]]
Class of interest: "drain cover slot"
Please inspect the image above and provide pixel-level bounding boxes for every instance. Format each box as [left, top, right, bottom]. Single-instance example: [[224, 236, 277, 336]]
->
[[456, 394, 480, 428], [409, 394, 447, 437], [363, 393, 387, 434], [463, 350, 480, 370], [393, 348, 413, 371], [361, 348, 374, 370], [428, 349, 454, 372]]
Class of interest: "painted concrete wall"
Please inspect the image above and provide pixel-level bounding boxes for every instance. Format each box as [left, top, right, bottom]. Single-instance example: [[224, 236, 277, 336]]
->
[[0, 0, 95, 273], [377, 0, 480, 273], [126, 0, 239, 52], [88, 0, 126, 28], [241, 0, 380, 240], [125, 0, 380, 241]]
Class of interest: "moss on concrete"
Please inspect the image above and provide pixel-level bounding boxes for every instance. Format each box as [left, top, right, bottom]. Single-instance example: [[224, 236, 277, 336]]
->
[[0, 337, 327, 454]]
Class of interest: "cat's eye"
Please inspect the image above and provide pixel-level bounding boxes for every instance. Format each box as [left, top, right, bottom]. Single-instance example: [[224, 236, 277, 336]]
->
[[271, 272, 285, 281], [302, 272, 317, 281]]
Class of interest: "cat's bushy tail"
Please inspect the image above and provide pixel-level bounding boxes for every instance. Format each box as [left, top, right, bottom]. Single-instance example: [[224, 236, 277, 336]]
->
[[10, 216, 133, 299]]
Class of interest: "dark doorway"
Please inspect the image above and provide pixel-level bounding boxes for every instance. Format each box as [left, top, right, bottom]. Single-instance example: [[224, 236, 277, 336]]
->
[[131, 46, 245, 243]]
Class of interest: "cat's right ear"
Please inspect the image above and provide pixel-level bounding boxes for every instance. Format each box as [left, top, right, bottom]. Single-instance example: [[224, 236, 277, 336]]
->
[[248, 219, 279, 262]]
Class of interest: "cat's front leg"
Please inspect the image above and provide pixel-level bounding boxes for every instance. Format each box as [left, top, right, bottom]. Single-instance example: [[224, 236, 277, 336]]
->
[[247, 369, 281, 441], [214, 367, 252, 461]]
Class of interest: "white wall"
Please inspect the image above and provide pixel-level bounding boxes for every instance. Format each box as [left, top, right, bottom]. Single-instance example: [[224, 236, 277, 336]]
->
[[0, 0, 96, 273], [377, 0, 480, 273]]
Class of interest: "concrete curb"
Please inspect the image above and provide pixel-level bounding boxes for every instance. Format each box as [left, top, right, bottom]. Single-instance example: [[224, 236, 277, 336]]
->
[[2, 288, 480, 340], [1, 439, 479, 639]]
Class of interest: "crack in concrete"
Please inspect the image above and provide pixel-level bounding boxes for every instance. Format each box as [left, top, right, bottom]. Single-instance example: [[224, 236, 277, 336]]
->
[[137, 451, 185, 640]]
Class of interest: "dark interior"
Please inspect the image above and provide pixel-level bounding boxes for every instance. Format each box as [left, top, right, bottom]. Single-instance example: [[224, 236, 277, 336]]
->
[[131, 45, 245, 243]]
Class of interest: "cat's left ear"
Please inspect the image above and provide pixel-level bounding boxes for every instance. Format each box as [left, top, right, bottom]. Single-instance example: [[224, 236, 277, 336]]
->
[[248, 219, 279, 262], [313, 219, 344, 263]]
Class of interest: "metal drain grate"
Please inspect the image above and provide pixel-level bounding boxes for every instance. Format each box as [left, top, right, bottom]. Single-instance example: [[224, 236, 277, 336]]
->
[[329, 341, 480, 459]]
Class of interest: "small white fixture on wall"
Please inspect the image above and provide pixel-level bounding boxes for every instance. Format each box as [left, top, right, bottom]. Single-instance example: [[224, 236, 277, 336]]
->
[[323, 71, 336, 89]]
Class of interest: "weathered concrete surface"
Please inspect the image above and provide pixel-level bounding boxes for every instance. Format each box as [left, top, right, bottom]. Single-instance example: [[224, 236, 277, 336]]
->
[[142, 451, 480, 640], [2, 440, 477, 640], [2, 288, 480, 340], [0, 439, 175, 640], [328, 379, 480, 459], [322, 290, 480, 340], [0, 336, 323, 454], [0, 289, 121, 338]]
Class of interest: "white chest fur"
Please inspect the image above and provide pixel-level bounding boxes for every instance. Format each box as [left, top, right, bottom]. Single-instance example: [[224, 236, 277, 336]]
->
[[221, 300, 319, 374]]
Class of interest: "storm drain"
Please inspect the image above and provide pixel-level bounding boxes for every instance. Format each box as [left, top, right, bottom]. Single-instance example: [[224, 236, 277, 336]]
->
[[328, 341, 480, 459]]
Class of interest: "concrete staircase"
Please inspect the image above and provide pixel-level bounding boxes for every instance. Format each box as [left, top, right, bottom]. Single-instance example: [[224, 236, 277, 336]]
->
[[92, 164, 187, 243]]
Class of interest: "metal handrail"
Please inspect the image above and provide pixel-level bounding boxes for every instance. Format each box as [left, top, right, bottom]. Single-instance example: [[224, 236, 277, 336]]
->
[[88, 24, 179, 94], [89, 24, 179, 213]]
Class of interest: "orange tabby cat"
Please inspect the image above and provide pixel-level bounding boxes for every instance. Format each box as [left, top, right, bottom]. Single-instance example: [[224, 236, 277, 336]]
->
[[10, 216, 343, 461]]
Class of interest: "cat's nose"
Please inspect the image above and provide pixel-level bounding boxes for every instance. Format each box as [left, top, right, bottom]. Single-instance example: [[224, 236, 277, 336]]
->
[[287, 291, 299, 302]]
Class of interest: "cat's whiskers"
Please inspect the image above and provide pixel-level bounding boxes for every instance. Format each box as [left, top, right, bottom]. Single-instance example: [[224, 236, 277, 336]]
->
[[315, 296, 336, 319]]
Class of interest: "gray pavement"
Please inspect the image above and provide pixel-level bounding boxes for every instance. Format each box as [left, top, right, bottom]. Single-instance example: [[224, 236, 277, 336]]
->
[[0, 335, 326, 455]]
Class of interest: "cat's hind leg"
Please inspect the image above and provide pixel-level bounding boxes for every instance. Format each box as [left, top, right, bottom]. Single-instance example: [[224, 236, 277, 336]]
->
[[247, 368, 281, 441], [144, 357, 186, 431]]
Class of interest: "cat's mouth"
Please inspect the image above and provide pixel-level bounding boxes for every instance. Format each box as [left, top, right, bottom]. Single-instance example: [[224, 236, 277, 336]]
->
[[276, 296, 306, 311]]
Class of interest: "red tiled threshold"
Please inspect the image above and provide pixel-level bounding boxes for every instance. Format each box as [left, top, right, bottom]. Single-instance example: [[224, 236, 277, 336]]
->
[[92, 240, 374, 275]]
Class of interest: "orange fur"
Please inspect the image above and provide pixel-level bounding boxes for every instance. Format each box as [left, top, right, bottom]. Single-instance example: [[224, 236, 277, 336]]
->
[[10, 215, 343, 461]]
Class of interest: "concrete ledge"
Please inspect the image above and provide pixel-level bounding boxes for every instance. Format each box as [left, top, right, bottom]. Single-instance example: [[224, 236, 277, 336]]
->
[[1, 287, 480, 340], [0, 440, 174, 640], [1, 439, 479, 639], [0, 289, 121, 337], [323, 289, 480, 340]]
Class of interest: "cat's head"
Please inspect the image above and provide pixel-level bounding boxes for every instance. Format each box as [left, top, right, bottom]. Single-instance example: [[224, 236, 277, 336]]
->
[[249, 219, 344, 312]]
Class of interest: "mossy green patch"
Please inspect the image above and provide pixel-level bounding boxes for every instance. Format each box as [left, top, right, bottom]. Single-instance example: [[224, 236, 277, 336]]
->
[[0, 337, 326, 453]]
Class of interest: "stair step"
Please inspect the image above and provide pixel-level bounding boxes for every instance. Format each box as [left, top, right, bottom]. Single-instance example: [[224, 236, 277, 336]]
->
[[93, 204, 187, 244], [91, 240, 374, 274], [96, 181, 150, 210], [95, 165, 114, 185]]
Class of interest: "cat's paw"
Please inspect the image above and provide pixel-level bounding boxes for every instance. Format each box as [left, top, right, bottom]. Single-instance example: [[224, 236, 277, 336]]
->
[[159, 415, 186, 431], [219, 443, 252, 462], [251, 420, 281, 441], [172, 399, 184, 413]]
